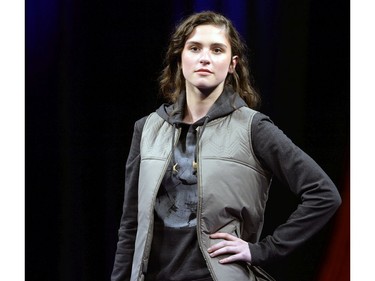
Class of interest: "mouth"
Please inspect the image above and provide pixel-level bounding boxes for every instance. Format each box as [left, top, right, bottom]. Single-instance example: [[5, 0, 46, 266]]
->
[[195, 69, 213, 74]]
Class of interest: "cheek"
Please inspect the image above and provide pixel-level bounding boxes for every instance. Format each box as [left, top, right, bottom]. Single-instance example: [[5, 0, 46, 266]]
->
[[216, 59, 232, 76], [181, 53, 192, 71]]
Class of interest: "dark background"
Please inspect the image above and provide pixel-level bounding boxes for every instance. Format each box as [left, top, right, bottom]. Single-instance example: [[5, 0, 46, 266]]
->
[[26, 0, 350, 280]]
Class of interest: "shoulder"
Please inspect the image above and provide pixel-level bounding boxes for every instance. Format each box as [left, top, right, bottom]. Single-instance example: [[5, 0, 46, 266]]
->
[[134, 111, 164, 129], [134, 116, 148, 133], [235, 108, 276, 134], [229, 107, 261, 127], [235, 107, 272, 122], [251, 111, 273, 126]]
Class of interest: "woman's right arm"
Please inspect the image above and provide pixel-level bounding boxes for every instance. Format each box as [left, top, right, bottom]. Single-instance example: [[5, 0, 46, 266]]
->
[[111, 117, 147, 281]]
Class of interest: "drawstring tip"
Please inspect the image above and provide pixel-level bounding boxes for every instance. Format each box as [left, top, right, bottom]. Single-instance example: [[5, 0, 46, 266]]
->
[[192, 161, 198, 170], [173, 163, 179, 174]]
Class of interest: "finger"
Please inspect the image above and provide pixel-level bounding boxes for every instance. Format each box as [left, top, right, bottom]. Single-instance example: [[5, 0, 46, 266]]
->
[[207, 240, 233, 253], [209, 245, 237, 257], [218, 253, 244, 264], [209, 232, 238, 241]]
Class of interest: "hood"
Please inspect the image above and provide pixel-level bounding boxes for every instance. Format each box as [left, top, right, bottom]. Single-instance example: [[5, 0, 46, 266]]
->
[[155, 86, 248, 126], [155, 86, 248, 175]]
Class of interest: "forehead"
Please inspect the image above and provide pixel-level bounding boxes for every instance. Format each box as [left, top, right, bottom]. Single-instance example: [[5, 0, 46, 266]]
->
[[185, 24, 230, 45]]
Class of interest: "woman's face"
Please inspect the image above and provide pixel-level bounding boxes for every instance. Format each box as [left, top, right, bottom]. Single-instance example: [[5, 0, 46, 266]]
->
[[181, 24, 237, 94]]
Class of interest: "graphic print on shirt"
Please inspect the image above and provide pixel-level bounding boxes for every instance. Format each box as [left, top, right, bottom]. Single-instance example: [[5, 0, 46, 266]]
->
[[154, 125, 198, 229]]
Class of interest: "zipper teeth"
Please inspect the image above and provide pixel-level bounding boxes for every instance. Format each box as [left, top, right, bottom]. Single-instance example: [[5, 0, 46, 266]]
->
[[195, 128, 217, 281], [138, 127, 181, 280]]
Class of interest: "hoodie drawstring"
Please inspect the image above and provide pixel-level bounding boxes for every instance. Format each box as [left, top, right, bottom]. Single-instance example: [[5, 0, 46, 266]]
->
[[192, 115, 210, 171], [171, 123, 179, 173], [172, 115, 210, 174]]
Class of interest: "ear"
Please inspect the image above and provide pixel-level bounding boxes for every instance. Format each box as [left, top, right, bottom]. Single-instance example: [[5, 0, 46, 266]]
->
[[228, 55, 238, 73]]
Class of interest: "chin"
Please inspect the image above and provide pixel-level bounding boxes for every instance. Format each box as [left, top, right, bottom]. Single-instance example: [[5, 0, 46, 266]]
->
[[194, 83, 219, 90], [197, 86, 220, 96]]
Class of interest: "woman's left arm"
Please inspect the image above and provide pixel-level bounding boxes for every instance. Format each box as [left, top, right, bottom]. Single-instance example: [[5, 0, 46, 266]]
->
[[247, 112, 342, 265], [207, 112, 341, 265]]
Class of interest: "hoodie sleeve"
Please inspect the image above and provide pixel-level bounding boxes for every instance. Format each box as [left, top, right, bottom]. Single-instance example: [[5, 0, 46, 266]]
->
[[111, 117, 147, 281], [248, 112, 341, 265]]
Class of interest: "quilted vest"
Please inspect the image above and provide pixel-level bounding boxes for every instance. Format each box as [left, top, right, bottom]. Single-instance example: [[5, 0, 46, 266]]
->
[[131, 107, 272, 281]]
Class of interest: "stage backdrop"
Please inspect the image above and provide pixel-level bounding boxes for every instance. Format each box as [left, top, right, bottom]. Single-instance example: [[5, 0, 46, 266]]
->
[[26, 0, 349, 280]]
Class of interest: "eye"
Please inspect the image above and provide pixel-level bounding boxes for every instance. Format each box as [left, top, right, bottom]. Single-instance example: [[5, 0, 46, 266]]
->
[[189, 45, 200, 52], [213, 47, 223, 54]]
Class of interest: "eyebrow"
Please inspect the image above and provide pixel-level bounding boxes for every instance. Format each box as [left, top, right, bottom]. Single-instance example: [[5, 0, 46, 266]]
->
[[185, 41, 228, 49]]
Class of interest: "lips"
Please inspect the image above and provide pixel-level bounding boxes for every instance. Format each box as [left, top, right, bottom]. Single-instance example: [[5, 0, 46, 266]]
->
[[195, 68, 213, 74]]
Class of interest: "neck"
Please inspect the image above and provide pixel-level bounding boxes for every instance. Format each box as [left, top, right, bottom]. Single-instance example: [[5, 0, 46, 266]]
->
[[183, 84, 224, 123]]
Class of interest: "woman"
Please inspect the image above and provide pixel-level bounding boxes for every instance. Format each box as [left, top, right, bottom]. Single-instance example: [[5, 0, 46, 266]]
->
[[111, 11, 341, 281]]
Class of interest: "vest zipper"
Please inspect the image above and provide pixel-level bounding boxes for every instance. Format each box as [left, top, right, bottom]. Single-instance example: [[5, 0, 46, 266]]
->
[[138, 126, 181, 280], [195, 126, 218, 281]]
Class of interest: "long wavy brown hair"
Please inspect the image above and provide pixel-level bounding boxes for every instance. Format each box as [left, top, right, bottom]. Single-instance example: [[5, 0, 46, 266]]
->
[[159, 11, 260, 109]]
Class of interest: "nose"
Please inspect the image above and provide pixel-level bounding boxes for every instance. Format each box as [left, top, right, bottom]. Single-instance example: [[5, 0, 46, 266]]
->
[[199, 50, 211, 65]]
